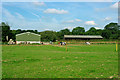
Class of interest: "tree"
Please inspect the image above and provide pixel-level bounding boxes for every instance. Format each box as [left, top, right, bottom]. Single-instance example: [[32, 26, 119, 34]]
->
[[57, 29, 70, 40], [110, 34, 119, 39], [34, 30, 38, 34], [96, 29, 103, 35], [101, 30, 111, 39], [118, 30, 120, 38], [16, 29, 22, 34], [40, 31, 57, 42], [85, 27, 97, 35], [105, 23, 118, 30], [104, 22, 119, 39], [0, 22, 11, 42], [9, 30, 17, 41], [72, 27, 85, 35]]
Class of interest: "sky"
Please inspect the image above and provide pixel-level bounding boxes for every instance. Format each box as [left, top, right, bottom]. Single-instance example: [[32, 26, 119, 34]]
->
[[1, 1, 119, 32]]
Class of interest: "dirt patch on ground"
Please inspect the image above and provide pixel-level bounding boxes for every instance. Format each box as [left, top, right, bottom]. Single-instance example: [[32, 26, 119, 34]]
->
[[52, 45, 66, 47], [50, 50, 97, 54]]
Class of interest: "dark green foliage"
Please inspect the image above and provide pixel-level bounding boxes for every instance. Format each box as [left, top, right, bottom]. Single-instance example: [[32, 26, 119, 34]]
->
[[118, 30, 120, 38], [85, 27, 97, 35], [40, 31, 57, 42], [105, 23, 118, 31], [96, 29, 103, 35], [102, 23, 119, 39], [9, 30, 16, 41], [16, 29, 38, 34], [0, 22, 11, 42], [110, 34, 119, 39], [57, 29, 70, 40], [101, 30, 111, 39], [72, 27, 85, 35]]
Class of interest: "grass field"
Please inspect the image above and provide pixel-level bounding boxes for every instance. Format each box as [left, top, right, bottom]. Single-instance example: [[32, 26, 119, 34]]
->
[[2, 44, 118, 78]]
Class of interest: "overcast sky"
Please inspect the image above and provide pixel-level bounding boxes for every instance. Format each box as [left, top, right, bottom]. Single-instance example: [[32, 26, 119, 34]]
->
[[2, 1, 119, 31]]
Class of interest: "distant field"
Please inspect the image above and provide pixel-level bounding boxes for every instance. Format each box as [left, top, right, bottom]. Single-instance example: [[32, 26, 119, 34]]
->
[[2, 44, 118, 78]]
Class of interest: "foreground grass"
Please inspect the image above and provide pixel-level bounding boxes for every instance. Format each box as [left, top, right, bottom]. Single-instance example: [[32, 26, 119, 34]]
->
[[2, 44, 118, 78]]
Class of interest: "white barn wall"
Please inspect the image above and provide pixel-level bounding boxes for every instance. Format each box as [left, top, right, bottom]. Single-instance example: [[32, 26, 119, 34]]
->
[[16, 41, 41, 44]]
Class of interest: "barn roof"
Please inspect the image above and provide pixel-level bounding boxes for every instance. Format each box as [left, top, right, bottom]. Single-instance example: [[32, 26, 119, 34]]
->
[[16, 32, 41, 36], [64, 35, 103, 39]]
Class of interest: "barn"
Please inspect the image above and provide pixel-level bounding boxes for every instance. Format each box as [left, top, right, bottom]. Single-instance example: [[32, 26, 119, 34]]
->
[[16, 32, 41, 44], [64, 35, 103, 40]]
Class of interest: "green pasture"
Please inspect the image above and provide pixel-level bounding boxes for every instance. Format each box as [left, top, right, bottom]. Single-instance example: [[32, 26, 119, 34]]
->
[[2, 44, 118, 78]]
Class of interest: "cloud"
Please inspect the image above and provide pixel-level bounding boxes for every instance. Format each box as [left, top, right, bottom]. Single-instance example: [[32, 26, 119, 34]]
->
[[75, 19, 82, 22], [33, 2, 45, 6], [44, 28, 52, 31], [2, 9, 27, 28], [2, 8, 62, 31], [43, 8, 68, 14], [103, 17, 112, 21], [64, 26, 73, 30], [31, 12, 40, 18], [95, 2, 119, 12], [3, 9, 25, 21], [63, 19, 82, 23], [15, 13, 25, 19], [65, 20, 74, 23], [110, 2, 118, 9], [94, 27, 103, 29], [85, 21, 97, 25], [3, 9, 15, 19]]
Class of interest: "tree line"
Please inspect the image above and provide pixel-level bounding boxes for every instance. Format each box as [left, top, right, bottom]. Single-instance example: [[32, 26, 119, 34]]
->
[[0, 22, 120, 42]]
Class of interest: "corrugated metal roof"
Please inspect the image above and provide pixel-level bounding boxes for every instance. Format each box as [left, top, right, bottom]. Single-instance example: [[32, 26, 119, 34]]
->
[[64, 35, 103, 39], [16, 32, 41, 36]]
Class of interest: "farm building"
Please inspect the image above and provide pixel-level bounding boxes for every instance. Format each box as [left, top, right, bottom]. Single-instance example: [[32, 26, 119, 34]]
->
[[16, 32, 41, 44], [64, 35, 103, 40]]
